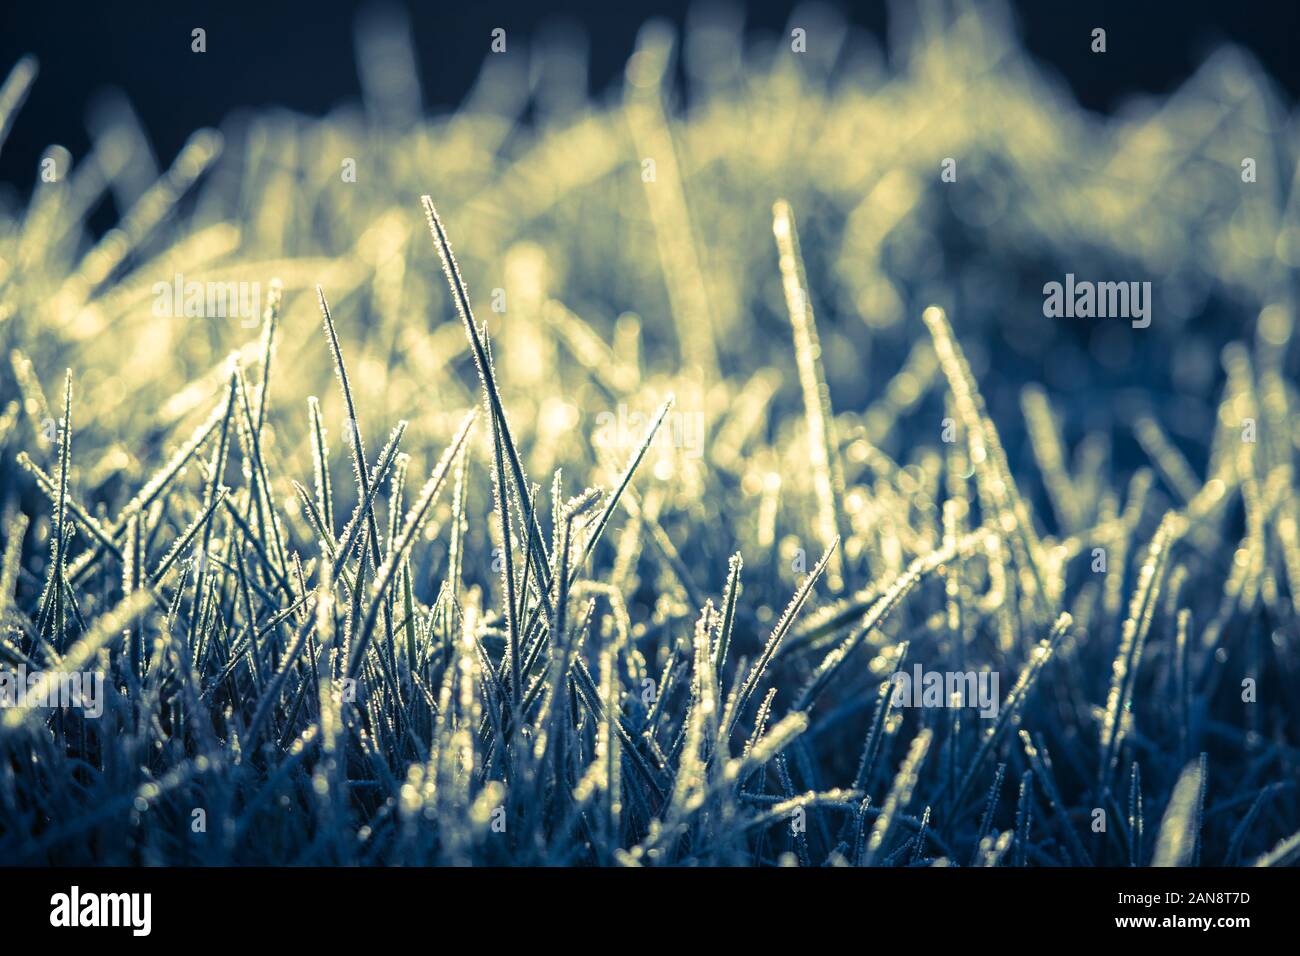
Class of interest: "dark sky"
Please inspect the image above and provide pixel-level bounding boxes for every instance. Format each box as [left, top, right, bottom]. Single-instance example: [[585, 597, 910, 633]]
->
[[1, 0, 1297, 193]]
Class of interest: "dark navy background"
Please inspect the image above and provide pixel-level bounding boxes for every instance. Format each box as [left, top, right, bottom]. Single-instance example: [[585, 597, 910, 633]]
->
[[1, 0, 1297, 199]]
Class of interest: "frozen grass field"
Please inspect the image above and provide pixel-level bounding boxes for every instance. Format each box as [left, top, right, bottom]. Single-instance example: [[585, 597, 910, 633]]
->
[[0, 3, 1297, 866]]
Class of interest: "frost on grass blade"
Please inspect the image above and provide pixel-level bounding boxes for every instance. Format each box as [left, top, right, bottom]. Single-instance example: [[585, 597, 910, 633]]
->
[[1152, 755, 1208, 867], [773, 200, 847, 591]]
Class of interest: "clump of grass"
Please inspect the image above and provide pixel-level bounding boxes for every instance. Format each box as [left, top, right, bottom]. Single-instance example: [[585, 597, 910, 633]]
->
[[0, 6, 1298, 866]]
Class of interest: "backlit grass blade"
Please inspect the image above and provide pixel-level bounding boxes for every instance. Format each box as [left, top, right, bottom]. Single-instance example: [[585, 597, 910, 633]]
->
[[773, 200, 847, 590]]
